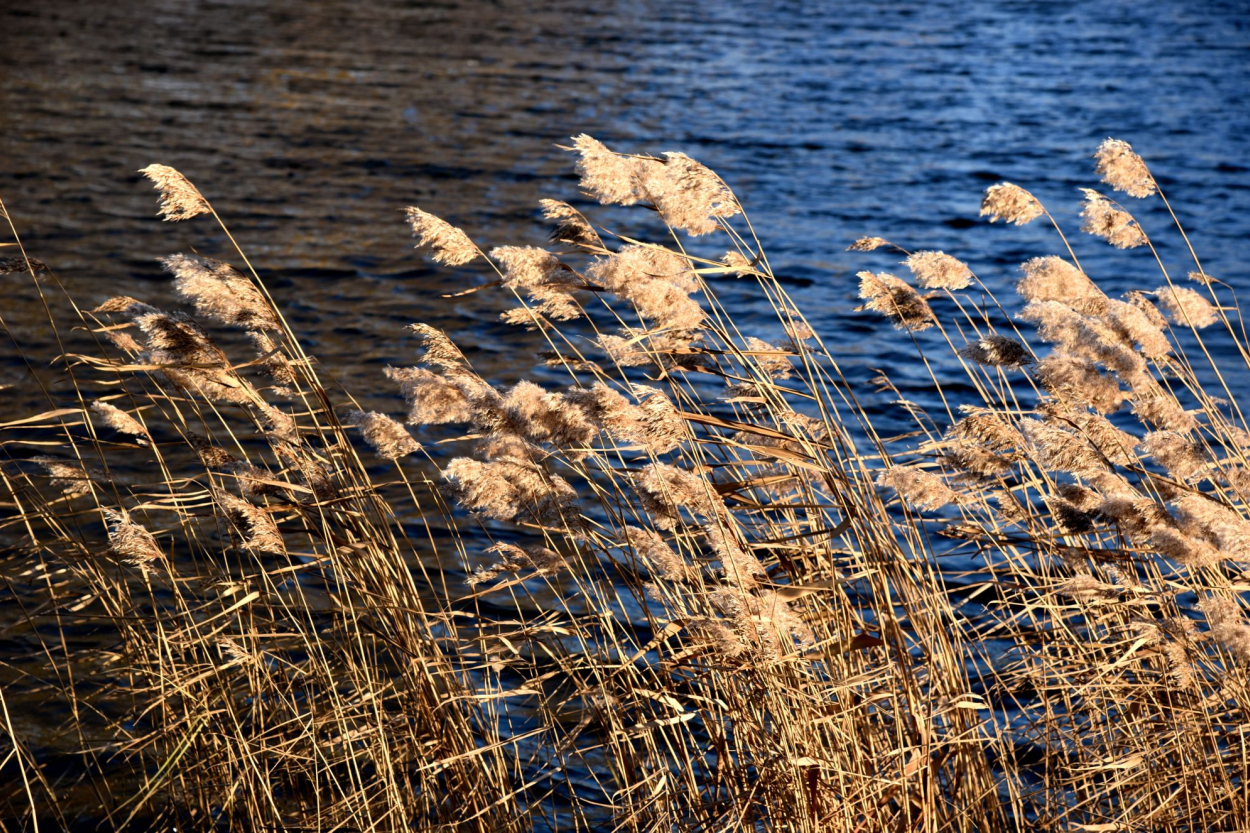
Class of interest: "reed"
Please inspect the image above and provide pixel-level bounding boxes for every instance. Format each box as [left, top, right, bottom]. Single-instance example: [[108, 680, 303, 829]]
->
[[0, 135, 1246, 832]]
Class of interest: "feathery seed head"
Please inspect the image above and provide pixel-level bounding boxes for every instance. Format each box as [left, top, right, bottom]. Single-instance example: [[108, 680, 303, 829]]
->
[[215, 490, 284, 553], [346, 409, 421, 459], [272, 441, 337, 502], [1017, 256, 1106, 314], [103, 508, 164, 570], [743, 336, 795, 379], [93, 295, 160, 317], [708, 586, 813, 657], [630, 385, 687, 453], [139, 164, 211, 221], [980, 182, 1044, 225], [1173, 494, 1250, 560], [162, 254, 280, 330], [500, 381, 597, 451], [1019, 418, 1108, 476], [1093, 138, 1157, 199], [1154, 286, 1219, 329], [1141, 431, 1206, 482], [1151, 526, 1222, 569], [134, 310, 223, 366], [942, 443, 1014, 479], [0, 256, 49, 274], [145, 347, 258, 406], [468, 542, 567, 586], [589, 245, 704, 331], [1032, 352, 1125, 412], [1020, 301, 1146, 380], [569, 137, 741, 234], [904, 250, 973, 290], [856, 271, 935, 331], [950, 409, 1023, 452], [565, 382, 685, 454], [783, 320, 816, 348], [491, 246, 582, 323], [1103, 297, 1171, 359], [443, 457, 577, 523], [1041, 404, 1138, 467], [570, 134, 659, 206], [634, 463, 721, 531], [1045, 495, 1097, 534], [1058, 572, 1120, 601], [721, 250, 753, 277], [407, 323, 468, 368], [189, 434, 241, 470], [1058, 482, 1102, 512], [648, 151, 741, 236], [105, 329, 143, 354], [473, 433, 541, 466], [958, 333, 1033, 368], [491, 246, 566, 290], [621, 527, 691, 583], [597, 332, 654, 367], [704, 522, 765, 587], [1199, 596, 1250, 663], [90, 401, 150, 445], [247, 330, 297, 390], [847, 236, 889, 252], [1130, 383, 1197, 433], [877, 466, 959, 511], [385, 366, 474, 425], [1080, 189, 1148, 248], [218, 638, 258, 668], [539, 198, 603, 248], [404, 207, 479, 266]]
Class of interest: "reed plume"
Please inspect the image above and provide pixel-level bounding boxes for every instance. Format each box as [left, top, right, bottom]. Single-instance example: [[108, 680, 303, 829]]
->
[[162, 253, 280, 330], [904, 250, 973, 290], [569, 134, 741, 234], [139, 163, 211, 221], [1080, 188, 1148, 248], [957, 333, 1032, 368], [345, 409, 421, 459], [540, 198, 603, 248], [979, 182, 1044, 225], [404, 206, 479, 265], [855, 270, 935, 330], [1154, 285, 1219, 328], [102, 508, 164, 570], [847, 235, 889, 251], [1093, 137, 1157, 198], [90, 400, 150, 444], [1016, 255, 1105, 313]]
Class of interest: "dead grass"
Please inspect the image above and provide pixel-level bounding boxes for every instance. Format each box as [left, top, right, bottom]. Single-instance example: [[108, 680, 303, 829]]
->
[[0, 136, 1247, 831]]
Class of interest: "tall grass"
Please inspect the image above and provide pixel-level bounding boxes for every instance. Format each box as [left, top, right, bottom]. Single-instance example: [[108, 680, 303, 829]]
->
[[1, 136, 1247, 831]]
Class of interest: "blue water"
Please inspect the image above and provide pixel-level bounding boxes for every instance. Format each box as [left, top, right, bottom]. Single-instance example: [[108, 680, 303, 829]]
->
[[1, 0, 1247, 419]]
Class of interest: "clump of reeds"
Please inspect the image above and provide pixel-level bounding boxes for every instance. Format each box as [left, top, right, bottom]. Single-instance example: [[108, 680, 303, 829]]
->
[[1, 133, 1247, 833]]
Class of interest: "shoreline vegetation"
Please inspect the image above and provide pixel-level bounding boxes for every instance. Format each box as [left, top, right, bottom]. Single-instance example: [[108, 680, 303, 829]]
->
[[1, 137, 1248, 831]]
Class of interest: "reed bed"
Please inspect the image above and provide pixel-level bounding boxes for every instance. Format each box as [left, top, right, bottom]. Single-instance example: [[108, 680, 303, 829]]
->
[[0, 136, 1247, 832]]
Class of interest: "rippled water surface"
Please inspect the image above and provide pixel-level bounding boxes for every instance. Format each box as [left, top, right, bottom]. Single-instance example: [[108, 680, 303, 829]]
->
[[2, 0, 1249, 823], [3, 0, 1248, 407]]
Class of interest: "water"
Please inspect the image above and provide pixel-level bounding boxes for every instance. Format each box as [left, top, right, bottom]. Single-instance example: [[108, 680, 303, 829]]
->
[[2, 0, 1249, 823], [2, 0, 1248, 411]]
